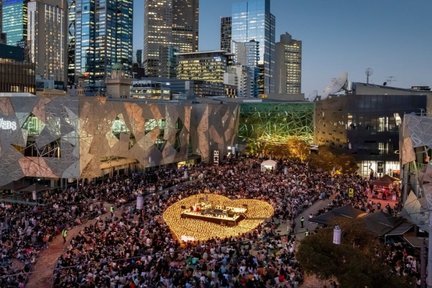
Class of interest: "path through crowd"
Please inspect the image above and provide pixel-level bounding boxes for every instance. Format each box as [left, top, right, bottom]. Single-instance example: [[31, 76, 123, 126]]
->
[[27, 203, 124, 288]]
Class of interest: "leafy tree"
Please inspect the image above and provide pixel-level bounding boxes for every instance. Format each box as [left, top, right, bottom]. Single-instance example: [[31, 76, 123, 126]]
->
[[309, 146, 358, 174], [296, 221, 413, 288]]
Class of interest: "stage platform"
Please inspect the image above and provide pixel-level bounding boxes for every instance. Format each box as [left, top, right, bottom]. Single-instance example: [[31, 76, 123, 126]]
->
[[181, 204, 247, 226]]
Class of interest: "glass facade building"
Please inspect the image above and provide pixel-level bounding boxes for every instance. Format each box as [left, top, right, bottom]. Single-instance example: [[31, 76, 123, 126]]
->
[[0, 43, 35, 93], [2, 0, 28, 47], [69, 0, 133, 93], [231, 0, 275, 96], [144, 0, 199, 77], [220, 16, 231, 52]]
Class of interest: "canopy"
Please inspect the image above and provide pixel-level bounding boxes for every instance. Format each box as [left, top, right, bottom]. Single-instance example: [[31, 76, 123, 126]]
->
[[261, 159, 277, 172], [18, 183, 51, 193], [363, 211, 404, 237], [0, 180, 30, 192], [310, 205, 365, 225], [385, 222, 414, 237]]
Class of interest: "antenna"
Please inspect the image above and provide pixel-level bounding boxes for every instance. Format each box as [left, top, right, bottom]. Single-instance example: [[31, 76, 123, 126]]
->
[[365, 68, 373, 84], [386, 76, 396, 86]]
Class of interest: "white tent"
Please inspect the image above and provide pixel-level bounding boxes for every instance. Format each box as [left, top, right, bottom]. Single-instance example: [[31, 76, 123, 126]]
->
[[261, 159, 277, 172]]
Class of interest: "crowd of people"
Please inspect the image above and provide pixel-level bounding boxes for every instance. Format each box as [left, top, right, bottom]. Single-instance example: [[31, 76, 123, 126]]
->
[[0, 167, 189, 287], [0, 155, 419, 287], [51, 157, 381, 287]]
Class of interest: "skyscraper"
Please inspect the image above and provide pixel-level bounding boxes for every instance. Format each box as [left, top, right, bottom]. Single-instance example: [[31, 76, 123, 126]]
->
[[67, 0, 75, 86], [231, 0, 275, 96], [144, 0, 199, 78], [232, 40, 259, 98], [69, 0, 133, 93], [0, 0, 5, 44], [136, 49, 142, 66], [275, 33, 302, 95], [2, 0, 28, 47], [220, 16, 231, 52], [28, 0, 68, 88]]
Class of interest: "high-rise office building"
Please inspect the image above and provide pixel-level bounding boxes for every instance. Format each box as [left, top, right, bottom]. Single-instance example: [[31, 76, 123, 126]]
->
[[232, 40, 259, 98], [144, 0, 199, 77], [220, 16, 231, 52], [275, 33, 302, 95], [159, 45, 178, 79], [67, 0, 75, 86], [69, 0, 133, 93], [2, 0, 28, 47], [136, 49, 142, 67], [231, 0, 275, 96], [28, 0, 67, 89], [0, 0, 5, 44], [177, 50, 233, 84]]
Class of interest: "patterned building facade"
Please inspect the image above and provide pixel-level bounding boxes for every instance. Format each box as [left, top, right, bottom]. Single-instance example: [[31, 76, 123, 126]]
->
[[0, 95, 240, 186]]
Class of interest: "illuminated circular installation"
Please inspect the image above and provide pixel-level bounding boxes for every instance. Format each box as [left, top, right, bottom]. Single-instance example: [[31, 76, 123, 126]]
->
[[163, 193, 274, 243]]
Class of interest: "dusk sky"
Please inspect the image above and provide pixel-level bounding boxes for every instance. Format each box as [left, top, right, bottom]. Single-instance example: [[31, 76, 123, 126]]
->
[[133, 0, 432, 99]]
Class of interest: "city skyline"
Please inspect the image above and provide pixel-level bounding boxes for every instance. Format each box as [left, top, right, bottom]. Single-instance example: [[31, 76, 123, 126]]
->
[[133, 0, 432, 99]]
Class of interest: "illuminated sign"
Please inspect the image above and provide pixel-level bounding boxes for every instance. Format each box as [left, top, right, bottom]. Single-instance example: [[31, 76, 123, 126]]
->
[[0, 118, 17, 131]]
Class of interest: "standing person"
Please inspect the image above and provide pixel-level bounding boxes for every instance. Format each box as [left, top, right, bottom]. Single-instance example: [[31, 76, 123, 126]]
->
[[300, 216, 305, 228], [110, 205, 115, 217], [61, 228, 68, 243]]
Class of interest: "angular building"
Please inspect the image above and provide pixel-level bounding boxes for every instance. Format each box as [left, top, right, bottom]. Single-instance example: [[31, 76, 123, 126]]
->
[[275, 32, 302, 95], [28, 0, 68, 89], [220, 16, 231, 52], [144, 0, 199, 78], [231, 0, 275, 96], [69, 0, 133, 93], [0, 95, 239, 186], [2, 0, 28, 47]]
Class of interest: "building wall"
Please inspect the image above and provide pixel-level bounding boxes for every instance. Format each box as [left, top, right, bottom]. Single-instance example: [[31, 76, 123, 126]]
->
[[315, 91, 428, 176], [0, 96, 239, 186], [0, 58, 35, 93], [177, 51, 232, 84], [28, 0, 67, 87]]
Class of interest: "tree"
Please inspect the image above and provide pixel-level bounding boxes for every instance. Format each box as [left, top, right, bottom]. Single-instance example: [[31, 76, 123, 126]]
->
[[308, 146, 358, 174], [296, 221, 413, 288]]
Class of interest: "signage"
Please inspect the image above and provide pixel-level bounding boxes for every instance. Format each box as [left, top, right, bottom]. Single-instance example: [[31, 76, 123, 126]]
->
[[213, 150, 220, 165], [0, 118, 17, 131]]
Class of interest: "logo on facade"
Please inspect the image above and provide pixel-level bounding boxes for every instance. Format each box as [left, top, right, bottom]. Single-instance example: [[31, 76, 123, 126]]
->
[[0, 118, 17, 131]]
